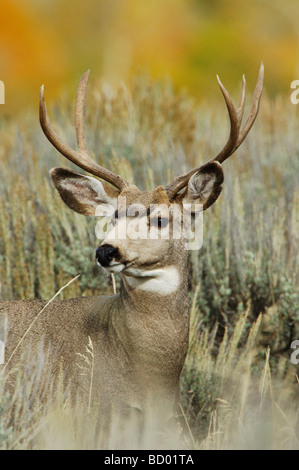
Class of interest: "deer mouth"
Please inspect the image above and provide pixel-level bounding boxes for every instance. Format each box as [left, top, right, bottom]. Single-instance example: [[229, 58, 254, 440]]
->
[[104, 262, 126, 274], [107, 258, 139, 274]]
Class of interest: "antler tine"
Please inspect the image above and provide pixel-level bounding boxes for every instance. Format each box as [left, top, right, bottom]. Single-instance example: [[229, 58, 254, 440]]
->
[[39, 72, 129, 191], [40, 85, 78, 163], [165, 74, 244, 198], [214, 62, 264, 163], [165, 63, 264, 199], [212, 74, 242, 163], [237, 75, 246, 122], [230, 61, 264, 155]]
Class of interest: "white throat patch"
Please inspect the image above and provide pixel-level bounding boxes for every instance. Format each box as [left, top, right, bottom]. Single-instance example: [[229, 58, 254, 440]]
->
[[123, 266, 180, 295]]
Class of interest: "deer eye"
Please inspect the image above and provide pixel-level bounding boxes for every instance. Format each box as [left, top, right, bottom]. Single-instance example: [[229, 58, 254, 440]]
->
[[113, 210, 125, 221], [150, 216, 169, 229]]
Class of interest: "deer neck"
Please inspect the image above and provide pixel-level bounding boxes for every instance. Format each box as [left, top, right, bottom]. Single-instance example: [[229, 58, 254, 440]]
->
[[110, 256, 190, 397]]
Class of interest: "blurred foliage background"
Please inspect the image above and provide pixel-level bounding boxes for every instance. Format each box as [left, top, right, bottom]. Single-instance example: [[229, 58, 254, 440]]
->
[[0, 0, 299, 449], [0, 0, 299, 116]]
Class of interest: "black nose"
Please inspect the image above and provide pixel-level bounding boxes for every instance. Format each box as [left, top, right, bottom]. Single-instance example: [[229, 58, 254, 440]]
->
[[96, 244, 119, 267]]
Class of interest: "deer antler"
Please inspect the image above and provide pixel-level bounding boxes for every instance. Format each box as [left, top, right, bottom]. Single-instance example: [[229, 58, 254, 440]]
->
[[39, 70, 129, 192], [165, 62, 264, 199]]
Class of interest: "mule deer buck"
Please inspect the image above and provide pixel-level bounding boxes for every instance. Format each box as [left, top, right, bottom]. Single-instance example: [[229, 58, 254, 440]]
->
[[0, 64, 263, 444]]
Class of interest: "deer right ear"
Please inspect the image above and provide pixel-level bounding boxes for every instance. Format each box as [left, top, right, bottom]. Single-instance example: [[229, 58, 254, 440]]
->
[[183, 161, 224, 210], [50, 167, 119, 216]]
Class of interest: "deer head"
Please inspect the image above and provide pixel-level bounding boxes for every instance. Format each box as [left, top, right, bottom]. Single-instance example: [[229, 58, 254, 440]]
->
[[40, 65, 263, 280]]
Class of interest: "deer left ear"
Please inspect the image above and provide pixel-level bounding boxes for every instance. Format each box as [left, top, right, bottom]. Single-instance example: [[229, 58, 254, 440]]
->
[[183, 161, 224, 210]]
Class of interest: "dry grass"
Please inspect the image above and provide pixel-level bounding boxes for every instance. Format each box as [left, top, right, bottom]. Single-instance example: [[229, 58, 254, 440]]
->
[[181, 298, 299, 449], [0, 74, 298, 449]]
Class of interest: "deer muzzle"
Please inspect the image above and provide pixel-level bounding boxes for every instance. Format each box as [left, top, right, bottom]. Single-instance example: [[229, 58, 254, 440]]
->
[[96, 244, 119, 268]]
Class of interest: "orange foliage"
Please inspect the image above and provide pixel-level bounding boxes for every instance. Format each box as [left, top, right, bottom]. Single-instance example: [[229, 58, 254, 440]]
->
[[0, 1, 65, 114], [0, 0, 298, 115]]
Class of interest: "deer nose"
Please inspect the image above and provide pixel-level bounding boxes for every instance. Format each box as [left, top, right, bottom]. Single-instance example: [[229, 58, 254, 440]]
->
[[96, 244, 119, 267]]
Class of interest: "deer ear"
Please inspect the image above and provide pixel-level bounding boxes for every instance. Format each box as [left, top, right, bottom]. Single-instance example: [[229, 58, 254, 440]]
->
[[50, 167, 119, 215], [183, 161, 224, 210]]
